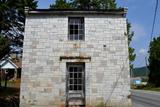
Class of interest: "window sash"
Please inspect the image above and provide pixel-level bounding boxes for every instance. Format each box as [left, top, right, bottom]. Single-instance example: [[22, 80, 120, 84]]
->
[[68, 17, 84, 40], [68, 66, 84, 91]]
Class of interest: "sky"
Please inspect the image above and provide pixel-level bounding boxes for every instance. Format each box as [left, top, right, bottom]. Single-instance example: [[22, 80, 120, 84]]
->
[[37, 0, 160, 68]]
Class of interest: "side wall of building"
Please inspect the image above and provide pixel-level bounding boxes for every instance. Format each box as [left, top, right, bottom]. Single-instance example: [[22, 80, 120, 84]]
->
[[20, 14, 130, 107]]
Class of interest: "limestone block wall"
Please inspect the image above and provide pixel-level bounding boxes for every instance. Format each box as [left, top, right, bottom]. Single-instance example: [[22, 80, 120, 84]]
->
[[20, 14, 130, 107]]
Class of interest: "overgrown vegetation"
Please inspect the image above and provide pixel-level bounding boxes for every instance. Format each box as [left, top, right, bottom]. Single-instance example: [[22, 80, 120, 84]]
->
[[0, 34, 10, 59], [125, 22, 136, 71], [133, 84, 160, 92], [131, 36, 160, 91], [50, 0, 117, 9], [148, 36, 160, 87], [0, 0, 37, 47], [0, 87, 19, 107]]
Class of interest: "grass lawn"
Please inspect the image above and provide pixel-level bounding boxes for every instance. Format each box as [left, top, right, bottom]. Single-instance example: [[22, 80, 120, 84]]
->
[[0, 79, 20, 97], [0, 87, 20, 97], [0, 87, 19, 107], [0, 79, 20, 107], [1, 79, 21, 88], [132, 85, 160, 92], [140, 87, 160, 92]]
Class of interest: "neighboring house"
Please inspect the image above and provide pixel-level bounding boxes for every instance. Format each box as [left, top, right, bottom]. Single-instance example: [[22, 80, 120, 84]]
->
[[20, 8, 130, 107], [0, 56, 22, 80], [130, 77, 142, 85]]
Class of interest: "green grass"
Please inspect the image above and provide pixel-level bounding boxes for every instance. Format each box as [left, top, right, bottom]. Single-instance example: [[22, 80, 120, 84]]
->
[[132, 85, 160, 92], [0, 79, 20, 97], [1, 79, 20, 88], [0, 87, 20, 107], [140, 87, 160, 92], [0, 87, 20, 97]]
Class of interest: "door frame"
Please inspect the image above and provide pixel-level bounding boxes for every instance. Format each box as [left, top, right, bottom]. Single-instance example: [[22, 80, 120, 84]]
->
[[66, 62, 85, 107]]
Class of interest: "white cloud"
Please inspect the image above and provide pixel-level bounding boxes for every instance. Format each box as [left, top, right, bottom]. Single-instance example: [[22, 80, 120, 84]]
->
[[139, 48, 147, 55], [132, 23, 147, 41]]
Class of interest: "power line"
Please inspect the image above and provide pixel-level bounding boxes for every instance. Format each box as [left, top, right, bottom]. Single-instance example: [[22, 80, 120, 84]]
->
[[150, 0, 159, 40]]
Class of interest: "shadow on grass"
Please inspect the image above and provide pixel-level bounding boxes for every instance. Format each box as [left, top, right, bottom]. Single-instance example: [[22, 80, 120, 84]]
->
[[0, 87, 20, 107]]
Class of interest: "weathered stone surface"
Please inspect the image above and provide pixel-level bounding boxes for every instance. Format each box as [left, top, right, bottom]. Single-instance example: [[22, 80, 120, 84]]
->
[[20, 13, 130, 107]]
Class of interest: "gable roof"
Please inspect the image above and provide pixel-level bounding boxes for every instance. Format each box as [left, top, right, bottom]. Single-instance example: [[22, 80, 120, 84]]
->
[[0, 58, 18, 69]]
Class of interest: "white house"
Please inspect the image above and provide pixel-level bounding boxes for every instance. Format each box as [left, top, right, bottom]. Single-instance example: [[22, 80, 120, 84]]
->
[[20, 8, 130, 107], [0, 57, 21, 80]]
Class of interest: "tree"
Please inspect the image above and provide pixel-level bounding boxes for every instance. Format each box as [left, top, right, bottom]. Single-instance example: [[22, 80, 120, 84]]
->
[[148, 36, 160, 87], [0, 0, 37, 46], [0, 34, 10, 59], [100, 0, 117, 9], [0, 34, 10, 87], [0, 0, 16, 34], [0, 0, 37, 87], [50, 0, 117, 10], [71, 0, 116, 9], [125, 22, 136, 71], [50, 0, 71, 9], [71, 0, 91, 9]]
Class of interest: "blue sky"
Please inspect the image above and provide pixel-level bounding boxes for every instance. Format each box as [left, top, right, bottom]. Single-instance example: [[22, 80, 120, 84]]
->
[[37, 0, 160, 68]]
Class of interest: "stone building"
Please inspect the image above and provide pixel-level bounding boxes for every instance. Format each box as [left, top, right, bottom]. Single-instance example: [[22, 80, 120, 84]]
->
[[20, 8, 131, 107]]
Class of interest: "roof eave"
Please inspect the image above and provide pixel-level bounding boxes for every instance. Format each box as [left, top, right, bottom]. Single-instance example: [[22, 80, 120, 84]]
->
[[25, 8, 127, 17]]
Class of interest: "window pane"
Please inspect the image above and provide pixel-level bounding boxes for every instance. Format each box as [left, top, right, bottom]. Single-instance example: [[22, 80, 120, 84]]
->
[[78, 79, 82, 84], [70, 73, 73, 78], [69, 67, 73, 72], [78, 73, 82, 78], [70, 25, 74, 29], [79, 25, 83, 29], [74, 25, 78, 29], [79, 35, 83, 40], [70, 30, 74, 34], [79, 30, 84, 34], [77, 85, 82, 90], [70, 79, 73, 84], [77, 67, 82, 72], [75, 34, 78, 40], [74, 79, 77, 84], [74, 67, 77, 72], [70, 85, 73, 90], [75, 29, 78, 34], [74, 85, 77, 90], [74, 73, 77, 78]]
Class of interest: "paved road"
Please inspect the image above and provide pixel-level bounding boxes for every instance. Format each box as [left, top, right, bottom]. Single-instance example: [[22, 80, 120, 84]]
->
[[131, 90, 160, 107]]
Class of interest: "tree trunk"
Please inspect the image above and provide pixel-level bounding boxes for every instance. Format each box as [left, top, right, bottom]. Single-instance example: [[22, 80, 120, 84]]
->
[[4, 70, 8, 88], [0, 70, 1, 87], [0, 28, 2, 34]]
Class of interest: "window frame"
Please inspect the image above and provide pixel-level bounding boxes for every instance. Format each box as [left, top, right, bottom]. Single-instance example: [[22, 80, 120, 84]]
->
[[68, 65, 84, 92], [68, 17, 85, 41]]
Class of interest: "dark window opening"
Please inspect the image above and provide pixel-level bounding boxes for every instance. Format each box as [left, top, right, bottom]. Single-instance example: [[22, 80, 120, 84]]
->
[[68, 64, 84, 91], [68, 17, 84, 40]]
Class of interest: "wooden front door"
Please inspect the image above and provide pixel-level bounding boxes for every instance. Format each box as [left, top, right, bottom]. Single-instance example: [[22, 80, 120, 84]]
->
[[66, 63, 85, 107]]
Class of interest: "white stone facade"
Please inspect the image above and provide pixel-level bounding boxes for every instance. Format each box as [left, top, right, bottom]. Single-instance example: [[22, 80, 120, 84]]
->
[[20, 10, 131, 107]]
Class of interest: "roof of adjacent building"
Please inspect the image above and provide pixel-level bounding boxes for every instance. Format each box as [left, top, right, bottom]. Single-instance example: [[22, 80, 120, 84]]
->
[[0, 55, 22, 69], [0, 58, 18, 69], [25, 8, 127, 16]]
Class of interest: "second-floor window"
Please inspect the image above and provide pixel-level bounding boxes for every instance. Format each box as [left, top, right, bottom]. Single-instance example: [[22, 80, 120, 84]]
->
[[68, 17, 84, 40]]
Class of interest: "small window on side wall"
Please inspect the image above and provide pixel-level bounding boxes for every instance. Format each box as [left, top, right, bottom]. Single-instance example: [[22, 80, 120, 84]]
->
[[68, 17, 84, 40]]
